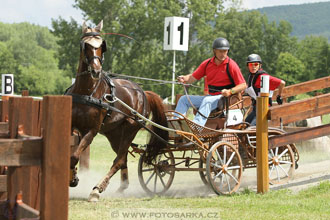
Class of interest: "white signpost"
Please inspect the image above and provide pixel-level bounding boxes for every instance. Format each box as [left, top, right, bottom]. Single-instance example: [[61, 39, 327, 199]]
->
[[2, 74, 14, 95], [163, 16, 189, 104]]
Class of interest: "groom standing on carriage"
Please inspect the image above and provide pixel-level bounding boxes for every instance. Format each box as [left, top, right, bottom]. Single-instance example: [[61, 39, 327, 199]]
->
[[175, 37, 247, 127]]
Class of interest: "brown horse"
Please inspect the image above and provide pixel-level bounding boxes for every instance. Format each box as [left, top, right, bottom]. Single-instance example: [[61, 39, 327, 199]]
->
[[65, 21, 168, 202]]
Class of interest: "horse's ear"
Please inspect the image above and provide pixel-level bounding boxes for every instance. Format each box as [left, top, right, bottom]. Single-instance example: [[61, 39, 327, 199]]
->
[[95, 20, 103, 32], [82, 21, 88, 33]]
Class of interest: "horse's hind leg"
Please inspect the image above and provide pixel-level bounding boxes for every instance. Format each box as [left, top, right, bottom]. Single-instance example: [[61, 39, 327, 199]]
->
[[118, 155, 129, 193]]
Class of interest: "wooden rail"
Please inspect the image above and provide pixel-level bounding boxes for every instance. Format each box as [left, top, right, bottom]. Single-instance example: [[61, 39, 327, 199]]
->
[[269, 124, 330, 149], [0, 96, 71, 220], [273, 75, 330, 99], [268, 93, 330, 126]]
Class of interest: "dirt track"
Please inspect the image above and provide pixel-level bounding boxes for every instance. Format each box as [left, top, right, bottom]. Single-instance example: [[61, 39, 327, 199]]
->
[[238, 158, 330, 193], [69, 151, 330, 199]]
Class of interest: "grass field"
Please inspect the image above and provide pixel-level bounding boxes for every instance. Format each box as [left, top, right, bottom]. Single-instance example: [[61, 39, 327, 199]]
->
[[69, 132, 330, 220]]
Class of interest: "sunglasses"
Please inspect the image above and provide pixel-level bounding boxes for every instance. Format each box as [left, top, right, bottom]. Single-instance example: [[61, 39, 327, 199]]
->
[[248, 62, 260, 67]]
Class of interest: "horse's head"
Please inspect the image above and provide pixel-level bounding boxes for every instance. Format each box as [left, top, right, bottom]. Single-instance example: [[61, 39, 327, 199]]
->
[[79, 20, 107, 80]]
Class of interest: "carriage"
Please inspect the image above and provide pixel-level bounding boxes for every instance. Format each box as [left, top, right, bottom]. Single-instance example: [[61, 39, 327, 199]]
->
[[116, 96, 300, 196], [67, 20, 299, 201]]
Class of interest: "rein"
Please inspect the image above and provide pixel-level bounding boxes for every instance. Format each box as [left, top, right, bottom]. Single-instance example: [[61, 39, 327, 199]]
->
[[106, 71, 192, 87]]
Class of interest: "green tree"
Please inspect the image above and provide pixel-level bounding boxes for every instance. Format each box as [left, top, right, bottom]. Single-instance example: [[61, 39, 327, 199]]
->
[[51, 17, 82, 77], [296, 36, 329, 81], [0, 22, 71, 95], [0, 42, 17, 75], [276, 52, 306, 85]]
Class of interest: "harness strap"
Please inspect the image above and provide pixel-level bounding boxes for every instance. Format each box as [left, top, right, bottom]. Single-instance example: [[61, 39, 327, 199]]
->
[[68, 93, 119, 113], [81, 32, 101, 38]]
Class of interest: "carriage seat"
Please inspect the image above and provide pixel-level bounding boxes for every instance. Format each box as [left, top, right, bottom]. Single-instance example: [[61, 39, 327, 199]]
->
[[204, 94, 243, 130]]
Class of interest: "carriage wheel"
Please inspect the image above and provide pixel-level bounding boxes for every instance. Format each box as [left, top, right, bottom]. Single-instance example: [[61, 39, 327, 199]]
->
[[138, 151, 175, 195], [206, 141, 243, 195], [268, 145, 295, 184], [198, 159, 208, 185]]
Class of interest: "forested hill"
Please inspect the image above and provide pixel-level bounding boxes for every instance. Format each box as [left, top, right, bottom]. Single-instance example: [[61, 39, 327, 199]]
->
[[257, 1, 330, 40]]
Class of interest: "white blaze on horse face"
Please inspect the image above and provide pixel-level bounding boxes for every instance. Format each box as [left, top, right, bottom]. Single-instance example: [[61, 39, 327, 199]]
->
[[92, 47, 102, 70]]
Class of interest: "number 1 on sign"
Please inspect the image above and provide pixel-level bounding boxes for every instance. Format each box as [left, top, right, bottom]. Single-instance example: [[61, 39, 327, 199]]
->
[[166, 22, 171, 45], [177, 22, 184, 45]]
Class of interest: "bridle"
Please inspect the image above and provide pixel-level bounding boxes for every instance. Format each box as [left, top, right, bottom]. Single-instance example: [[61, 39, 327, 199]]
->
[[79, 32, 107, 79]]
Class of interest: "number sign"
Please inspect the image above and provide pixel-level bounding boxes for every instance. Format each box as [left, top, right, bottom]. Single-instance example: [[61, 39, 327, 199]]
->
[[227, 109, 243, 126], [163, 17, 189, 51]]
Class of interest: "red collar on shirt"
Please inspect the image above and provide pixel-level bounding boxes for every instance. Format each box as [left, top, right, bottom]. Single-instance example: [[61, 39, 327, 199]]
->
[[210, 56, 230, 66]]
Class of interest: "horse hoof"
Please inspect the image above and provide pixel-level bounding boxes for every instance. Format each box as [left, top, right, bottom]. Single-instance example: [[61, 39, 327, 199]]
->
[[69, 168, 79, 187], [116, 185, 128, 193], [69, 177, 79, 187], [88, 189, 100, 202]]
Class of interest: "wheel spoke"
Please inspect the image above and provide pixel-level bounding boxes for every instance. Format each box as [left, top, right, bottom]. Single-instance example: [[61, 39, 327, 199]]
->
[[275, 147, 278, 156], [269, 164, 275, 177], [142, 168, 154, 172], [227, 165, 240, 170], [157, 172, 166, 188], [277, 164, 289, 177], [226, 152, 235, 166], [278, 148, 288, 159], [215, 149, 224, 165], [145, 171, 156, 185], [275, 166, 280, 182], [278, 160, 293, 165], [153, 171, 158, 192], [213, 170, 223, 179], [224, 174, 231, 192], [211, 162, 222, 169], [227, 171, 239, 184], [223, 146, 227, 165]]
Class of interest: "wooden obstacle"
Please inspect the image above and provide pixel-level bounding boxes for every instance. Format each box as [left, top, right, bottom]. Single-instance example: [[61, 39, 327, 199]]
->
[[0, 96, 71, 220], [256, 76, 330, 193]]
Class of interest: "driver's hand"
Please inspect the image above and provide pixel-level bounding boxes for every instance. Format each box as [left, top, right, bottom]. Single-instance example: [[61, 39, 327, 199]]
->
[[177, 75, 185, 83], [221, 89, 231, 97]]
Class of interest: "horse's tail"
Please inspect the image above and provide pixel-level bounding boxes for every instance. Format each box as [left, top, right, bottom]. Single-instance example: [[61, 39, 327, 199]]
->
[[144, 91, 169, 165]]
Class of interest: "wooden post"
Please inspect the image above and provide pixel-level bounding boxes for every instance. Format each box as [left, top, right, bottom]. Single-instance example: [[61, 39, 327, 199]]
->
[[7, 97, 41, 210], [256, 75, 269, 193], [40, 96, 71, 220], [21, 90, 29, 97]]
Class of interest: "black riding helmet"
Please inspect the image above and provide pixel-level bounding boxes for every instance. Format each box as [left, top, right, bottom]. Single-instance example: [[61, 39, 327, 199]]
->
[[212, 37, 230, 50], [246, 54, 262, 64]]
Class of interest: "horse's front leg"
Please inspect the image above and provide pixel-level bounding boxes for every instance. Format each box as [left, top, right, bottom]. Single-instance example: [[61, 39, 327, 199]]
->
[[70, 129, 98, 187]]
